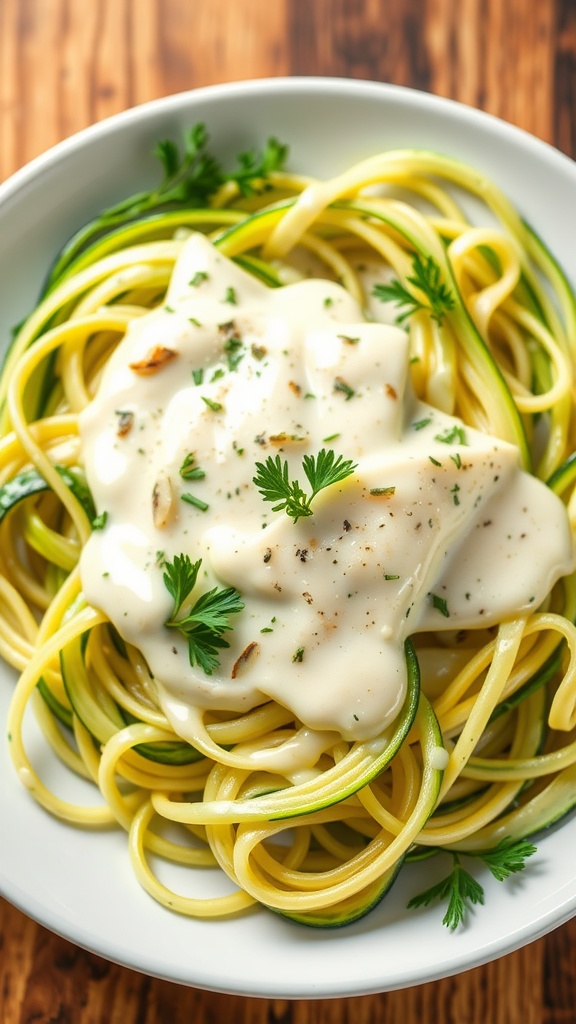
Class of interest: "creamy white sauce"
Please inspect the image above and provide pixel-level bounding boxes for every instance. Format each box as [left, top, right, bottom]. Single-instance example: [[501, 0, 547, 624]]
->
[[78, 233, 575, 754]]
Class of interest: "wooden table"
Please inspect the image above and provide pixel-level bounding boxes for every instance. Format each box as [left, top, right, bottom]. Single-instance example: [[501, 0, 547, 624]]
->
[[1, 1, 575, 1021]]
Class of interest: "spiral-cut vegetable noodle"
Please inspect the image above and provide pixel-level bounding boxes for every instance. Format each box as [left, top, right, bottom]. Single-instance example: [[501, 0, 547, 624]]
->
[[2, 147, 576, 927]]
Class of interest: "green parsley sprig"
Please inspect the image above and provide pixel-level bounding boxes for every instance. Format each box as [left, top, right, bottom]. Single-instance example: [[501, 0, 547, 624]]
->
[[373, 253, 455, 327], [163, 554, 244, 676], [253, 448, 357, 523], [407, 840, 537, 930], [43, 124, 288, 294]]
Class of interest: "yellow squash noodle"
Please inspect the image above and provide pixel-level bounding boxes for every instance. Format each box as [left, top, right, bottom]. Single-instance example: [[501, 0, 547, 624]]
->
[[2, 145, 576, 928]]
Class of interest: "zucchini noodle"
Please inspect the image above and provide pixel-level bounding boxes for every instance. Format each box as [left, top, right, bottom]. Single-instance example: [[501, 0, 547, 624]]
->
[[2, 144, 576, 929]]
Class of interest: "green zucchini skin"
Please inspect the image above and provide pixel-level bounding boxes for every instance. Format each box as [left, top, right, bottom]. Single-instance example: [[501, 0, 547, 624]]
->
[[0, 465, 96, 523], [0, 466, 94, 727], [35, 677, 73, 730], [488, 644, 563, 725], [269, 857, 405, 929], [266, 687, 446, 929], [60, 632, 204, 766], [446, 762, 576, 855], [548, 451, 576, 496]]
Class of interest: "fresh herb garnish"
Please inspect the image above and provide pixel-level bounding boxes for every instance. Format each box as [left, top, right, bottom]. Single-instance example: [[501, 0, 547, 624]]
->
[[92, 511, 108, 530], [430, 592, 450, 617], [202, 396, 223, 412], [407, 840, 537, 930], [43, 124, 288, 294], [333, 377, 355, 401], [181, 493, 209, 512], [224, 336, 244, 371], [253, 448, 357, 524], [163, 554, 244, 675], [435, 425, 467, 445], [372, 253, 455, 326], [179, 453, 206, 481], [190, 271, 209, 287], [179, 452, 208, 512]]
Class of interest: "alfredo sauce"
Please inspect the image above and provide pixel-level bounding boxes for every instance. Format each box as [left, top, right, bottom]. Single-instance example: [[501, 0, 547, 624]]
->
[[78, 234, 574, 746]]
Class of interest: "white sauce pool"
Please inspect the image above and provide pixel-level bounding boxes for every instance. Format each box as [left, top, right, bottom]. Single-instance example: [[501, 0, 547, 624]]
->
[[79, 234, 575, 749]]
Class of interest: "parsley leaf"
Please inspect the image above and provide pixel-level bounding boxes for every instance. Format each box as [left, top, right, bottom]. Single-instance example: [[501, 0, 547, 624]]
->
[[163, 554, 244, 675], [481, 838, 538, 882], [231, 137, 289, 196], [253, 449, 357, 524], [43, 124, 288, 293], [408, 858, 484, 930], [407, 841, 537, 930], [162, 552, 200, 611], [373, 253, 455, 326]]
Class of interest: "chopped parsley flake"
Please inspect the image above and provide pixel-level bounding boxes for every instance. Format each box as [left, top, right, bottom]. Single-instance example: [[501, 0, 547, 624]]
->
[[435, 425, 467, 445], [333, 377, 355, 401], [202, 396, 223, 412], [430, 593, 450, 617], [179, 453, 206, 481], [370, 486, 396, 497], [181, 493, 209, 512], [92, 511, 108, 530], [224, 336, 244, 371]]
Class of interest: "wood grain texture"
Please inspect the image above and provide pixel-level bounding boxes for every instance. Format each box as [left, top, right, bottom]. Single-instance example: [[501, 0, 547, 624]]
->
[[1, 1, 576, 1021]]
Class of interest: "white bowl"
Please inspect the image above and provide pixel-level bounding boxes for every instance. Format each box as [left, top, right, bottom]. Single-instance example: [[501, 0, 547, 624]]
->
[[1, 77, 576, 998]]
